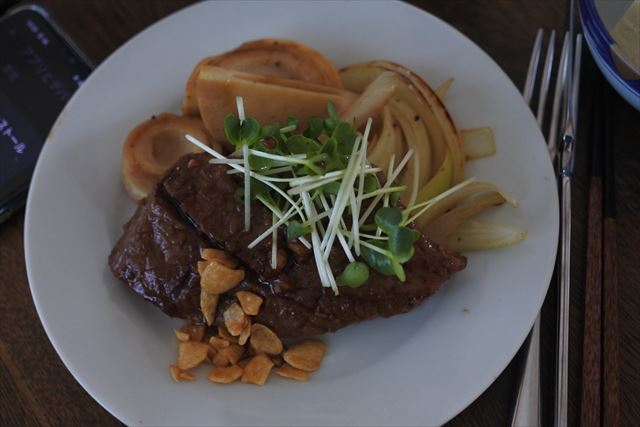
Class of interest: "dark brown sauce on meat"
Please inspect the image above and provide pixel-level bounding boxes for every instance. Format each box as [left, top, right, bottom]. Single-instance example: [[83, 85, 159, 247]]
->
[[108, 153, 466, 338]]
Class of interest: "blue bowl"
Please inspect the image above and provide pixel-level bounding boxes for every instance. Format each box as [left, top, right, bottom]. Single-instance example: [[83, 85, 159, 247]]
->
[[580, 0, 640, 110]]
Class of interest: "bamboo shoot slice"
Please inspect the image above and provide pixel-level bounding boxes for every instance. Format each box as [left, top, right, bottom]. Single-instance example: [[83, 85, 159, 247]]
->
[[197, 66, 357, 146], [184, 38, 342, 116]]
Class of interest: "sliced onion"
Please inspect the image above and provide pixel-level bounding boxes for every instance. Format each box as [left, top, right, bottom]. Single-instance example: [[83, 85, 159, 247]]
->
[[415, 151, 452, 204], [365, 61, 464, 184], [390, 99, 431, 203], [392, 120, 406, 165], [367, 106, 395, 169], [422, 192, 506, 243], [413, 179, 517, 230], [340, 64, 449, 183], [444, 220, 528, 251], [459, 127, 496, 160], [435, 77, 454, 99], [340, 65, 445, 179], [341, 71, 400, 131]]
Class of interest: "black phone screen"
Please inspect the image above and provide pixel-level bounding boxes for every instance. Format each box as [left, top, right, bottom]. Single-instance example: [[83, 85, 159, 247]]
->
[[0, 7, 91, 204]]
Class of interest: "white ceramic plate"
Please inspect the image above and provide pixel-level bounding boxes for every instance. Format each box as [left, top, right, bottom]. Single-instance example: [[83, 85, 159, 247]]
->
[[24, 1, 558, 425]]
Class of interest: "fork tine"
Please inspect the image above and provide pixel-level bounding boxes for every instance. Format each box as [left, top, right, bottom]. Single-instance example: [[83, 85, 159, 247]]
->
[[536, 30, 557, 125], [511, 28, 548, 427], [548, 32, 571, 160], [571, 35, 583, 131], [524, 29, 544, 105]]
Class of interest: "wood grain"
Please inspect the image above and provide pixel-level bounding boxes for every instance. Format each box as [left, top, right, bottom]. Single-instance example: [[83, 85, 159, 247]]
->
[[603, 217, 621, 427], [581, 77, 604, 427], [603, 87, 621, 427], [0, 0, 638, 426], [581, 177, 602, 427]]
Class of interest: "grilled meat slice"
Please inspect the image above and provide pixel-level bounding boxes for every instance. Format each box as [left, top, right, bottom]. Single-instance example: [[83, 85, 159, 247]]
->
[[108, 193, 206, 322], [161, 153, 287, 279], [108, 153, 467, 338], [214, 237, 466, 338]]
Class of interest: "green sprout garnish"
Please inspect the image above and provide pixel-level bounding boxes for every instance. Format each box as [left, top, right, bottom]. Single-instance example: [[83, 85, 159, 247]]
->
[[224, 115, 261, 148], [359, 207, 420, 282], [336, 261, 370, 288], [185, 98, 420, 295], [286, 220, 312, 240]]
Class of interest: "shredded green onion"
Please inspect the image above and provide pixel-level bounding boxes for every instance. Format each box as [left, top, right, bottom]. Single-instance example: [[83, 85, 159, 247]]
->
[[185, 99, 433, 292]]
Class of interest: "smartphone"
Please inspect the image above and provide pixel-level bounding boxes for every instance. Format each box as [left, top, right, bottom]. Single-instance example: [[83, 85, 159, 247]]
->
[[0, 5, 93, 223]]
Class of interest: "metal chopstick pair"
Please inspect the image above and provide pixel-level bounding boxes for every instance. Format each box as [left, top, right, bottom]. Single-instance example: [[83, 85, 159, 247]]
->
[[510, 28, 582, 427]]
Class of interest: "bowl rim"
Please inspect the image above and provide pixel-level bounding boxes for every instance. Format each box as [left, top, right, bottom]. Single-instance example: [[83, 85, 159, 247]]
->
[[579, 0, 640, 95]]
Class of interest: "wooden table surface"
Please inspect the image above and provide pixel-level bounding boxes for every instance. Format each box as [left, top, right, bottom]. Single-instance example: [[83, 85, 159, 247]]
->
[[1, 0, 638, 425]]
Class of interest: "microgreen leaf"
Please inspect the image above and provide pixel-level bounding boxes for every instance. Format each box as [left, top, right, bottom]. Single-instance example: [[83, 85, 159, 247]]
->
[[323, 103, 341, 135], [389, 227, 420, 262], [237, 180, 271, 202], [320, 137, 337, 154], [293, 165, 310, 177], [390, 190, 401, 206], [363, 174, 380, 193], [336, 262, 369, 288], [323, 117, 337, 134], [224, 115, 241, 147], [303, 117, 324, 139], [239, 117, 261, 146], [322, 181, 341, 195], [234, 187, 244, 203], [361, 242, 395, 277], [300, 154, 325, 175], [261, 123, 280, 139], [248, 141, 275, 170], [248, 155, 272, 171], [286, 116, 298, 128], [225, 115, 261, 147], [360, 223, 378, 232], [391, 259, 406, 282], [321, 138, 347, 172], [287, 220, 312, 240], [327, 101, 339, 119], [286, 135, 320, 154], [375, 207, 403, 234], [332, 121, 357, 155], [251, 179, 271, 200]]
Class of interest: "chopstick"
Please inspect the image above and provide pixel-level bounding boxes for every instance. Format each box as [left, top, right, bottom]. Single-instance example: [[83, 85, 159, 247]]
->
[[580, 76, 604, 427], [602, 84, 621, 427], [580, 77, 621, 427]]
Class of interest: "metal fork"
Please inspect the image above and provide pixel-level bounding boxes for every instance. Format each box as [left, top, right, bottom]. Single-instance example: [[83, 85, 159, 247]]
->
[[510, 28, 571, 427], [556, 29, 583, 427]]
